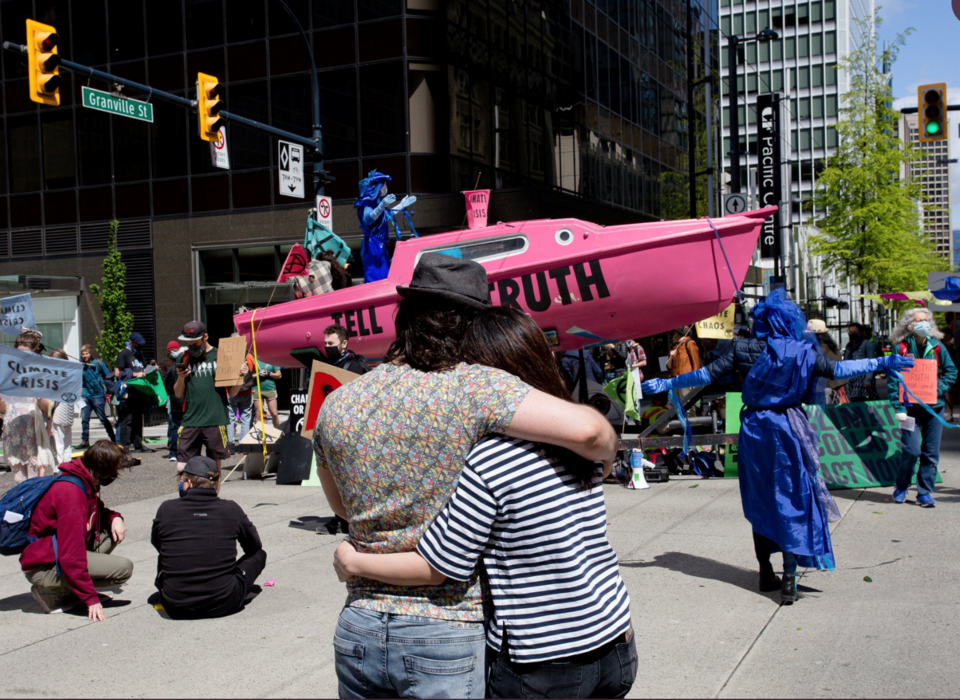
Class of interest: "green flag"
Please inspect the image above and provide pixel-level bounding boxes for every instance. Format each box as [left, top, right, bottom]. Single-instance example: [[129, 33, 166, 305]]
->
[[126, 368, 168, 407], [603, 372, 640, 421]]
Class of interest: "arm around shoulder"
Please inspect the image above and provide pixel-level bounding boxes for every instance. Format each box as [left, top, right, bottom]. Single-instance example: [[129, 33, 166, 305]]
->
[[505, 389, 618, 464]]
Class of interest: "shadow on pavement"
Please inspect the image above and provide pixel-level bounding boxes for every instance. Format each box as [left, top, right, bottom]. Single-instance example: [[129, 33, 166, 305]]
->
[[621, 551, 766, 596], [0, 591, 40, 613], [831, 488, 893, 504], [289, 515, 341, 534]]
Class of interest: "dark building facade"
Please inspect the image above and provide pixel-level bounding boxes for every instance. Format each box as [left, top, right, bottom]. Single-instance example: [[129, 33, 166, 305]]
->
[[0, 0, 711, 364]]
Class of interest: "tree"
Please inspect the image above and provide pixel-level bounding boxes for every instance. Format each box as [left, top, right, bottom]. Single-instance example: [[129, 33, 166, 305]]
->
[[89, 220, 134, 367], [810, 12, 944, 295]]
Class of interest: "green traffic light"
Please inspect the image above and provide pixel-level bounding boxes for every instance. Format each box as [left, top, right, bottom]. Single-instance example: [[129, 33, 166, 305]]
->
[[926, 121, 942, 135]]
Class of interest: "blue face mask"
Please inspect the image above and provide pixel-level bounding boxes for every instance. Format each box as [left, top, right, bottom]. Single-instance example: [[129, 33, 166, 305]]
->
[[913, 321, 931, 338], [178, 481, 185, 496]]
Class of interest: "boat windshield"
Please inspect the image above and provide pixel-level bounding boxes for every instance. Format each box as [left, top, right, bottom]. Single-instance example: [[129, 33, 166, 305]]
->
[[416, 235, 528, 265]]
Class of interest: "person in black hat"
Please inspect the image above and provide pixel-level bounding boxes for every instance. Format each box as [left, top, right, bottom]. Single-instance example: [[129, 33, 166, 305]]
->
[[173, 320, 248, 473], [313, 252, 619, 698], [150, 455, 267, 619], [115, 332, 148, 452]]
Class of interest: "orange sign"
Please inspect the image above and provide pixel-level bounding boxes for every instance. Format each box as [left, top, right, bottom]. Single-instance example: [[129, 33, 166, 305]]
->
[[898, 358, 938, 405], [300, 360, 361, 438]]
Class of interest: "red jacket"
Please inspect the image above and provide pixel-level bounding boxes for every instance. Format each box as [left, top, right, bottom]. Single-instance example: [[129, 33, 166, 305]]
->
[[20, 458, 123, 606]]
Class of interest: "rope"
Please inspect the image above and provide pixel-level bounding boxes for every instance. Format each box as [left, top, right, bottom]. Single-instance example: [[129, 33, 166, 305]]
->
[[249, 311, 269, 473], [888, 369, 959, 431], [706, 217, 746, 307]]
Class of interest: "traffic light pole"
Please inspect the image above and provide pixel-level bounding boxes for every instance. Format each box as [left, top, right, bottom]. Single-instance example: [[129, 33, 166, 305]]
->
[[2, 40, 319, 151], [272, 0, 327, 198]]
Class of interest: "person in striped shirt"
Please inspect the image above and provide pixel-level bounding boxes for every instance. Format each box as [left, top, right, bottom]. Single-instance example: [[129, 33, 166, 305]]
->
[[334, 307, 636, 699]]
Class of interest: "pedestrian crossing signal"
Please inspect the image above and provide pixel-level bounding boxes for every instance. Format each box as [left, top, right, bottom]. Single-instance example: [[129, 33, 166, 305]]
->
[[918, 83, 947, 143], [197, 72, 226, 142], [26, 19, 61, 106]]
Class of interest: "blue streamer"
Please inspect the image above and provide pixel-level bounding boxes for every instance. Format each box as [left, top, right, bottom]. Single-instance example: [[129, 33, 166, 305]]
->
[[889, 369, 958, 430], [669, 388, 692, 456]]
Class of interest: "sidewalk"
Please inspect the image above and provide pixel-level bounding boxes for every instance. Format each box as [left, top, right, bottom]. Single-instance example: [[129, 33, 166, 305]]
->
[[2, 435, 960, 697]]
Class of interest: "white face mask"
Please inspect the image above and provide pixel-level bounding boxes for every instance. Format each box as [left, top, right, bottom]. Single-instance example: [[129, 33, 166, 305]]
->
[[913, 321, 931, 338]]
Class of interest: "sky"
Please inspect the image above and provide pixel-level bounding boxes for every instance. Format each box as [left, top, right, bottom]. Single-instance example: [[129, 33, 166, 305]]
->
[[881, 0, 960, 230]]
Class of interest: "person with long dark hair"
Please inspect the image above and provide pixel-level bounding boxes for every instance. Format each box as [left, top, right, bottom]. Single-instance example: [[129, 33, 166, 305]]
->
[[313, 254, 619, 699], [333, 307, 636, 699]]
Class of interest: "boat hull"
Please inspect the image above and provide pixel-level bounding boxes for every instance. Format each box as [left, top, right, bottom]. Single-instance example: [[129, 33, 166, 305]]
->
[[235, 208, 775, 367]]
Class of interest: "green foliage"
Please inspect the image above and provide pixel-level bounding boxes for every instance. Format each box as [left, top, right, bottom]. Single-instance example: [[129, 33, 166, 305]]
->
[[89, 220, 134, 366], [811, 12, 945, 293]]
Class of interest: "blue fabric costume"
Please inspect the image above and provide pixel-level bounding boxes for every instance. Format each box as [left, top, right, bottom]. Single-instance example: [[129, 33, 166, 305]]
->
[[355, 170, 393, 283], [643, 290, 913, 579]]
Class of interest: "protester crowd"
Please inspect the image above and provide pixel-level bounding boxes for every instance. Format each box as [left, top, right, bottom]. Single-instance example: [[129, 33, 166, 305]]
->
[[3, 253, 960, 700]]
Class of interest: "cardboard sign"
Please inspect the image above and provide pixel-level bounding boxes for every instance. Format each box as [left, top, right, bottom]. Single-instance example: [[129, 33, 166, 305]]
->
[[278, 243, 310, 283], [215, 336, 248, 388], [696, 303, 736, 340], [300, 360, 361, 438], [463, 189, 490, 229], [898, 359, 937, 405], [0, 344, 82, 403]]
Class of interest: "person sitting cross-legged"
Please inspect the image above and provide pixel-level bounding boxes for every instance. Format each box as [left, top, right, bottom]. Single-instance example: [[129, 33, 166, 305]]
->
[[151, 456, 267, 619]]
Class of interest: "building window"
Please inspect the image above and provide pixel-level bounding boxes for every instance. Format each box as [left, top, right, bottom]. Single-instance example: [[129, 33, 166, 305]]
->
[[827, 127, 838, 148], [811, 2, 823, 22], [798, 36, 809, 58], [811, 33, 822, 56], [826, 64, 837, 85], [825, 1, 836, 21], [824, 31, 837, 54]]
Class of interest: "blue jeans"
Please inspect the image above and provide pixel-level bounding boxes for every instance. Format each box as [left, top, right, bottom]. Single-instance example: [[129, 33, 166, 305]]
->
[[333, 606, 486, 699], [167, 411, 183, 458], [896, 406, 944, 495], [227, 394, 254, 443], [487, 634, 638, 699], [80, 394, 114, 443]]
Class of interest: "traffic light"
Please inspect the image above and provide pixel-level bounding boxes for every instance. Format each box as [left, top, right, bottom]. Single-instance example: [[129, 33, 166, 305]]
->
[[918, 83, 947, 143], [26, 19, 61, 106], [197, 72, 226, 142]]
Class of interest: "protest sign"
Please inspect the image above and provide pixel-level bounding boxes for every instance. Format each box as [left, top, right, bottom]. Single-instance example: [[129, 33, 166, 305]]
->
[[0, 293, 35, 336], [898, 359, 937, 405], [696, 303, 736, 340], [127, 369, 168, 406], [300, 361, 360, 438], [722, 394, 938, 489], [463, 190, 490, 229], [215, 336, 248, 388], [0, 345, 82, 404]]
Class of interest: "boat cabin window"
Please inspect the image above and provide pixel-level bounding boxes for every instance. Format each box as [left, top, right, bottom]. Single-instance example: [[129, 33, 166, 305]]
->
[[417, 235, 528, 265]]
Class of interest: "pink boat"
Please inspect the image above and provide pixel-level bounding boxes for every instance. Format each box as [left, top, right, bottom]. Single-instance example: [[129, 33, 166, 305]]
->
[[235, 207, 776, 368]]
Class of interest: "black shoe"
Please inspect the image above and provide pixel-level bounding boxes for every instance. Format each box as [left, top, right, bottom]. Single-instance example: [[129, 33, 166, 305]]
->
[[780, 575, 798, 605], [324, 517, 341, 535], [759, 569, 782, 592], [77, 441, 91, 450]]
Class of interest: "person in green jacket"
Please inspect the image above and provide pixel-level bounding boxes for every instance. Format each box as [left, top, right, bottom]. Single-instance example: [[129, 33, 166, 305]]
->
[[887, 308, 958, 507]]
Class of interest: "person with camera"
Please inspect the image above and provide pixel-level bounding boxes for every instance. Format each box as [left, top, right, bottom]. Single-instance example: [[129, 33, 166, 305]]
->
[[173, 321, 248, 473]]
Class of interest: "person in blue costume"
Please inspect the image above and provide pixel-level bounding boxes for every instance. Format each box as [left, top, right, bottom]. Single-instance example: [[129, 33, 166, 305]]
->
[[643, 290, 913, 604], [354, 170, 416, 283]]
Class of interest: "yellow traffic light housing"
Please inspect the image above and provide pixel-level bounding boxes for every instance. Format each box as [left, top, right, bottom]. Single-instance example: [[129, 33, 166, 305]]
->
[[26, 19, 61, 106], [918, 83, 947, 143], [197, 72, 226, 142]]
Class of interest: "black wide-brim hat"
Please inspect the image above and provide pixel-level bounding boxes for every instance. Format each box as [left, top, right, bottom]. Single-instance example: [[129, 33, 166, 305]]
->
[[396, 252, 491, 310]]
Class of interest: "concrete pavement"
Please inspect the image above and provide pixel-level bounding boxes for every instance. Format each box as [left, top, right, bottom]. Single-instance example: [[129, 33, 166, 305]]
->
[[2, 434, 960, 698]]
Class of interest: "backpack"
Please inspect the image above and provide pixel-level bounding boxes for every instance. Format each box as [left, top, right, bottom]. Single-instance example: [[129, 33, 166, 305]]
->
[[0, 475, 86, 556]]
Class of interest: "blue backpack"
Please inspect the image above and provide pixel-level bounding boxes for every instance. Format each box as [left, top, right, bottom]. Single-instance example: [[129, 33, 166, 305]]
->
[[0, 475, 86, 556]]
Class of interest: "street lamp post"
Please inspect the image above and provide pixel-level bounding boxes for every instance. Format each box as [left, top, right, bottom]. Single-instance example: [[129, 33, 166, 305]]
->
[[726, 28, 779, 194]]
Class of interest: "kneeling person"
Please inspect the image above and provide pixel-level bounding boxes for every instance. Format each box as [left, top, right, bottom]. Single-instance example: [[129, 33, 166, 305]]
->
[[151, 456, 267, 619], [21, 440, 133, 621]]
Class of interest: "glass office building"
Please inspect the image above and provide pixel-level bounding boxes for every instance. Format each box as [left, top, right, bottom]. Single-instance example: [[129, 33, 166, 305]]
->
[[0, 0, 714, 360]]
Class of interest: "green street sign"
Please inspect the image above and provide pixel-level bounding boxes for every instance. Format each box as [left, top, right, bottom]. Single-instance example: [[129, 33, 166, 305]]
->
[[81, 86, 154, 123]]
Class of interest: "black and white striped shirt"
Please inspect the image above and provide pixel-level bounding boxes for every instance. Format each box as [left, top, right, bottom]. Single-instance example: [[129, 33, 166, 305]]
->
[[418, 436, 632, 663]]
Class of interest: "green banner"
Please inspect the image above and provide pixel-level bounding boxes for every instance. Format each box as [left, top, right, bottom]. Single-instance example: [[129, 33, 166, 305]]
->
[[127, 369, 168, 407], [723, 395, 937, 489]]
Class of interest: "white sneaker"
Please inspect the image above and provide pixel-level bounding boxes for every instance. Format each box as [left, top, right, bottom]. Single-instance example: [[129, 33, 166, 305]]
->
[[31, 585, 67, 614]]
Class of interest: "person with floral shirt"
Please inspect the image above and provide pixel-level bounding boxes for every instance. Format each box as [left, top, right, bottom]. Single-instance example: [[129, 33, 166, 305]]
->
[[314, 254, 618, 699]]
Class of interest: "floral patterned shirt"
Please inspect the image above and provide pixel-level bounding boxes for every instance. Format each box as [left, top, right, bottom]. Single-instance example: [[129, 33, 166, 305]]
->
[[313, 361, 530, 621]]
